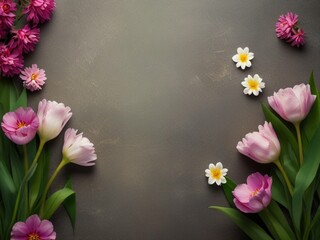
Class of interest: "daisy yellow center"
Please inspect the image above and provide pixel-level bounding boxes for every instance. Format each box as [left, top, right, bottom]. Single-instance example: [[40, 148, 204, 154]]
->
[[17, 121, 27, 129], [27, 233, 40, 240], [247, 79, 259, 91], [31, 73, 38, 81], [210, 168, 222, 179], [239, 53, 248, 63]]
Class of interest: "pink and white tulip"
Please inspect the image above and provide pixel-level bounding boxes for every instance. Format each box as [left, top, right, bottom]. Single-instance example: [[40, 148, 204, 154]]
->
[[232, 172, 272, 213], [37, 99, 72, 142], [62, 128, 97, 166], [268, 84, 316, 123], [1, 107, 39, 145], [236, 122, 280, 164]]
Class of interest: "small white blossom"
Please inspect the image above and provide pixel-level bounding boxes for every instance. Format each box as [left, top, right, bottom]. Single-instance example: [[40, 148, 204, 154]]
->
[[232, 47, 254, 70], [205, 162, 228, 186], [241, 74, 265, 96]]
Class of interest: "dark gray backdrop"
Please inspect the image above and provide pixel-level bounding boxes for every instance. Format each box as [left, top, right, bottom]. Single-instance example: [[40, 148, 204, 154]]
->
[[26, 0, 320, 239]]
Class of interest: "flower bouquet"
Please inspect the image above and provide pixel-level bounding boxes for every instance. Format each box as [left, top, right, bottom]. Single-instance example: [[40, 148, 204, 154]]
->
[[208, 73, 320, 240], [0, 1, 96, 239]]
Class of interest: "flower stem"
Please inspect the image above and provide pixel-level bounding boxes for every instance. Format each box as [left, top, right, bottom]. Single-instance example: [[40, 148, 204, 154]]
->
[[23, 145, 29, 213], [30, 138, 45, 168], [39, 157, 69, 218], [294, 122, 304, 166], [274, 160, 293, 195]]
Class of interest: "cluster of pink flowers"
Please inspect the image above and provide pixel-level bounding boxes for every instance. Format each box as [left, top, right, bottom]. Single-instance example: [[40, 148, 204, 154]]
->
[[232, 83, 316, 213], [0, 0, 55, 80], [1, 99, 97, 239], [1, 99, 97, 167], [275, 12, 305, 47]]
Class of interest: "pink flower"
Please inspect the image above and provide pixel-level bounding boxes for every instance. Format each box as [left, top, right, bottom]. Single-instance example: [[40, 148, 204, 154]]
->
[[275, 12, 298, 39], [10, 25, 40, 54], [289, 28, 305, 47], [0, 43, 24, 77], [20, 64, 46, 91], [275, 12, 305, 47], [24, 0, 56, 25], [0, 0, 16, 38], [1, 107, 39, 145], [236, 122, 280, 164], [232, 172, 272, 213], [10, 214, 56, 240], [37, 99, 72, 142], [63, 128, 97, 166], [268, 84, 316, 123]]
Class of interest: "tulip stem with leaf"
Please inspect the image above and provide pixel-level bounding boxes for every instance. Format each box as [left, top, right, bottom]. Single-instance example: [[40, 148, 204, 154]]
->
[[273, 160, 293, 195], [294, 122, 304, 166]]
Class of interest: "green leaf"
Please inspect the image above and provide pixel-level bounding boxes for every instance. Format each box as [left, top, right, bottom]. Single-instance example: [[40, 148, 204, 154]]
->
[[271, 169, 291, 210], [265, 201, 295, 240], [29, 147, 50, 210], [222, 177, 236, 208], [11, 88, 27, 110], [301, 72, 320, 142], [210, 206, 273, 240], [64, 179, 76, 232], [259, 207, 293, 240], [43, 188, 75, 219], [292, 126, 320, 234]]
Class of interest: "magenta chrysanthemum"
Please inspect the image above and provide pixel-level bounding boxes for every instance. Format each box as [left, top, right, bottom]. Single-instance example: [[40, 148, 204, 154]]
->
[[275, 12, 305, 47], [1, 107, 39, 145], [290, 28, 305, 48], [10, 214, 56, 240], [10, 25, 40, 54], [20, 64, 46, 91], [0, 43, 24, 77], [63, 128, 97, 166], [24, 0, 56, 25], [0, 0, 16, 38]]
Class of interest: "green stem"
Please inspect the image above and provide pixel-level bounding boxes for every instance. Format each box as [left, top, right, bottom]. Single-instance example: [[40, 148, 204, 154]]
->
[[39, 157, 69, 218], [30, 139, 45, 169], [23, 145, 29, 213], [294, 122, 303, 166], [274, 160, 293, 195]]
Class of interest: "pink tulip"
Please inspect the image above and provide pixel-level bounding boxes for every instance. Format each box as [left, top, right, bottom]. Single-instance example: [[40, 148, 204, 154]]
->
[[62, 128, 97, 166], [1, 107, 39, 145], [236, 122, 280, 164], [268, 84, 316, 123], [37, 99, 72, 142], [233, 172, 272, 213]]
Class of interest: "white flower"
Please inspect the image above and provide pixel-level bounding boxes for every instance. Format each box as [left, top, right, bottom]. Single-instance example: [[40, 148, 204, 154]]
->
[[241, 74, 265, 96], [232, 47, 254, 70], [205, 162, 228, 185]]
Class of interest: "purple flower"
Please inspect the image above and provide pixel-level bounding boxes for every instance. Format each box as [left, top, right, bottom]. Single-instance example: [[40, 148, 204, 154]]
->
[[11, 214, 56, 240], [1, 107, 39, 145], [24, 0, 56, 25], [232, 172, 272, 213], [10, 25, 40, 54], [63, 128, 97, 166], [37, 99, 72, 142], [0, 43, 24, 77], [20, 64, 46, 91], [0, 0, 16, 38], [268, 84, 316, 124], [289, 28, 305, 48], [275, 12, 305, 47], [236, 122, 281, 164]]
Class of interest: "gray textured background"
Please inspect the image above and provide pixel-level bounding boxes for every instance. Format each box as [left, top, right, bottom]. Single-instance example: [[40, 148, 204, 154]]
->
[[26, 0, 320, 239]]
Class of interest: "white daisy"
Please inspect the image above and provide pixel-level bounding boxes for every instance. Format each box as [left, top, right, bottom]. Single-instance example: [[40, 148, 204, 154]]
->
[[205, 162, 228, 186], [241, 74, 265, 96], [232, 47, 254, 70]]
